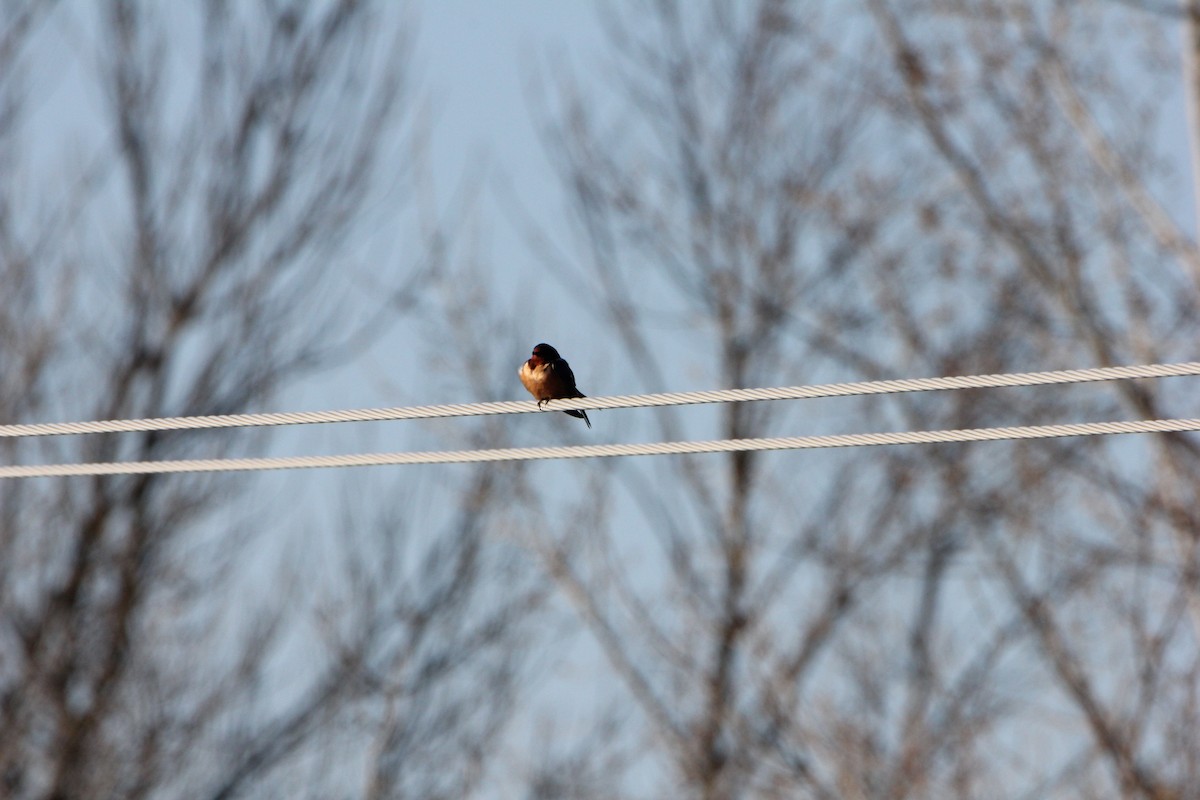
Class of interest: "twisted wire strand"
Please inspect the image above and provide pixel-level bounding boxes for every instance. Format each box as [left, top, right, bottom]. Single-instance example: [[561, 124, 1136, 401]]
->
[[3, 417, 1197, 479], [2, 361, 1198, 439]]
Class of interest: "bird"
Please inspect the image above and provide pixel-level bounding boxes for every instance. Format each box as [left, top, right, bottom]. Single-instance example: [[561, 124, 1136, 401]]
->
[[519, 343, 591, 428]]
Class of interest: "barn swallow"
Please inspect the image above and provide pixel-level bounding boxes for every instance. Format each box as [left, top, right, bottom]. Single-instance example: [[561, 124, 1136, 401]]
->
[[519, 343, 591, 428]]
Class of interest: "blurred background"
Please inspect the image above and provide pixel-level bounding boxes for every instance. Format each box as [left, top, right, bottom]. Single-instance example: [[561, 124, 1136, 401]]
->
[[2, 1, 1199, 797]]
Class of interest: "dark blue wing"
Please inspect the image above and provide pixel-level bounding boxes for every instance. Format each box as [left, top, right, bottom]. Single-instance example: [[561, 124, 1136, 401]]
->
[[549, 358, 581, 395]]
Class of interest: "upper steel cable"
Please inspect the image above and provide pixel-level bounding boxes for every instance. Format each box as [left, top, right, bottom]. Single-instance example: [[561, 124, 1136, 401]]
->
[[2, 361, 1198, 439]]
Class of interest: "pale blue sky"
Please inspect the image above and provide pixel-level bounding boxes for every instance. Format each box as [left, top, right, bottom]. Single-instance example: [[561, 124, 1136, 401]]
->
[[10, 3, 1199, 795]]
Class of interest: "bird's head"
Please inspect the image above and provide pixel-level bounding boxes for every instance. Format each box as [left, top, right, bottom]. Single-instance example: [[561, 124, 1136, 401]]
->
[[530, 343, 560, 364]]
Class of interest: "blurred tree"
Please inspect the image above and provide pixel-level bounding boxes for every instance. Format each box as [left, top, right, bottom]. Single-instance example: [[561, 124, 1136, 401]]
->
[[5, 1, 1200, 798], [0, 2, 542, 799], [525, 0, 1200, 797]]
